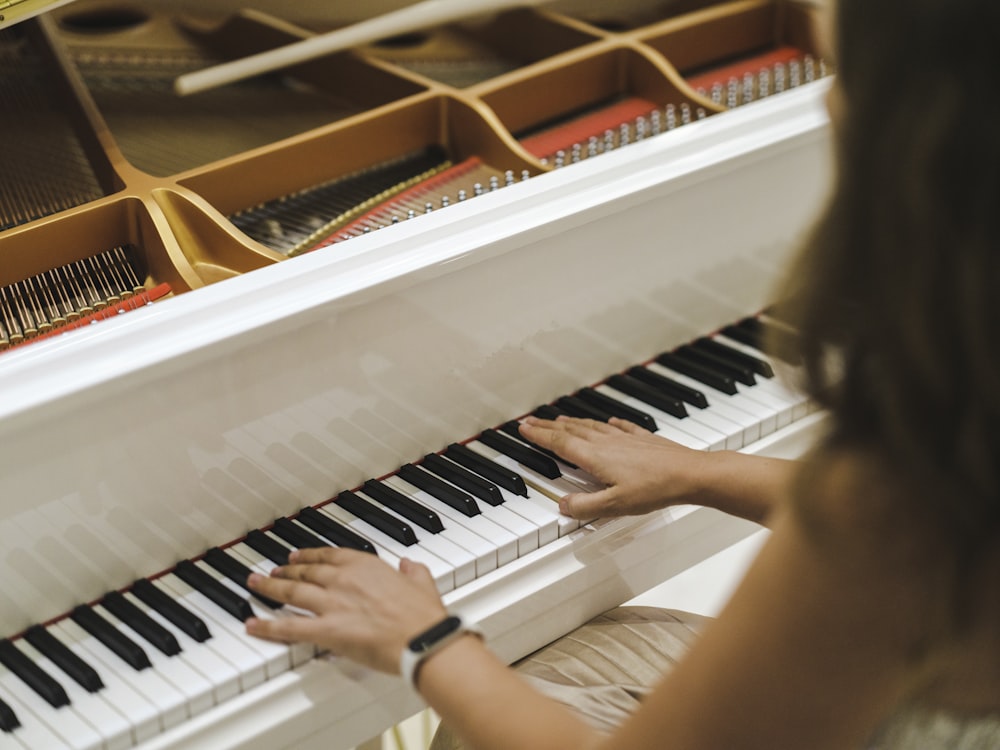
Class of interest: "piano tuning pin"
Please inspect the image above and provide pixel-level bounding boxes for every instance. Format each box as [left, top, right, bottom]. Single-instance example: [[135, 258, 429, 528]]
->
[[650, 110, 662, 135], [743, 72, 756, 105], [392, 215, 400, 223], [521, 169, 531, 182], [604, 129, 615, 151], [697, 108, 707, 120], [758, 68, 770, 98], [425, 202, 433, 213], [505, 170, 515, 186], [441, 195, 450, 207], [804, 56, 816, 82], [407, 209, 416, 219], [711, 82, 723, 105], [619, 122, 630, 147], [774, 63, 786, 94], [570, 143, 582, 163], [635, 116, 647, 140], [819, 59, 829, 78], [727, 77, 739, 108], [489, 175, 499, 190], [789, 59, 801, 88], [588, 136, 599, 157], [554, 151, 565, 168], [458, 189, 467, 202], [681, 103, 691, 125]]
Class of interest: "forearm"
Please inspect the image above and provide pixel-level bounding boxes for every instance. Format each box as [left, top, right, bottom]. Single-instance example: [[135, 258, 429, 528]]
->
[[685, 451, 797, 527], [418, 635, 602, 750]]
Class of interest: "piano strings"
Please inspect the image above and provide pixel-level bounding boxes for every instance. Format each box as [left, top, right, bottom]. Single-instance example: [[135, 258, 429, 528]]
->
[[0, 26, 105, 231], [0, 244, 165, 351]]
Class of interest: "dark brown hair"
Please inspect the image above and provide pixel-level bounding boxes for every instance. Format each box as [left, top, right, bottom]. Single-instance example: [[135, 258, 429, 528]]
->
[[774, 0, 1000, 628]]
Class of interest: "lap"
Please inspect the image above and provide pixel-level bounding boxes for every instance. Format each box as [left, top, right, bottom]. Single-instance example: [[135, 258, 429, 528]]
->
[[429, 606, 711, 749]]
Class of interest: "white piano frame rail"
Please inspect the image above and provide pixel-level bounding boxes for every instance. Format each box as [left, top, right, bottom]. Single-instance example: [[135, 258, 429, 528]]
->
[[0, 80, 832, 749]]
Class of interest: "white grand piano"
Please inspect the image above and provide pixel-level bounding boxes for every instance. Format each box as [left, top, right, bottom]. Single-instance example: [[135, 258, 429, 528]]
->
[[0, 0, 832, 747]]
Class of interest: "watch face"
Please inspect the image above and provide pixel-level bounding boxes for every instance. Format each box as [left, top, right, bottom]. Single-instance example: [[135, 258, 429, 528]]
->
[[409, 615, 462, 653]]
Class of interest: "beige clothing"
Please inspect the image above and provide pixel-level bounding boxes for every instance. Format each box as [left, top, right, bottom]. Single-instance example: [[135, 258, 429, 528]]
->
[[429, 606, 1000, 750]]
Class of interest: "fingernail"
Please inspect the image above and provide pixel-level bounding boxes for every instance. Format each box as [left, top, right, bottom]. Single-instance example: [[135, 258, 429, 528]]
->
[[288, 550, 299, 562], [558, 499, 569, 514], [245, 617, 258, 632]]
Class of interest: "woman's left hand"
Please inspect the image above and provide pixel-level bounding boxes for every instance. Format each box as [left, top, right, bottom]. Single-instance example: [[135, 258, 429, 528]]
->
[[246, 547, 448, 675]]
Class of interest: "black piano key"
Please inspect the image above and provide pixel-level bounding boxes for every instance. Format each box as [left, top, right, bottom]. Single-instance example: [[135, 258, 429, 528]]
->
[[174, 560, 254, 623], [532, 404, 565, 421], [497, 420, 578, 469], [693, 337, 774, 377], [271, 517, 332, 552], [477, 429, 561, 480], [131, 578, 211, 643], [677, 343, 756, 386], [655, 351, 738, 395], [245, 529, 292, 566], [0, 639, 70, 709], [444, 443, 528, 497], [362, 480, 445, 533], [24, 625, 103, 693], [337, 491, 418, 546], [722, 320, 763, 349], [627, 365, 709, 409], [397, 464, 481, 517], [575, 387, 659, 431], [70, 605, 151, 672], [554, 395, 611, 422], [297, 507, 378, 554], [422, 453, 504, 507], [203, 547, 283, 609], [605, 374, 688, 419], [101, 591, 181, 657], [0, 695, 19, 732]]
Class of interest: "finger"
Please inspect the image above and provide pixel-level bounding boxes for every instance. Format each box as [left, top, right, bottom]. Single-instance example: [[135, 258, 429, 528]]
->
[[246, 613, 329, 645], [559, 487, 620, 519], [248, 572, 332, 613], [288, 547, 358, 566], [271, 562, 341, 587], [399, 558, 438, 594], [607, 417, 653, 436]]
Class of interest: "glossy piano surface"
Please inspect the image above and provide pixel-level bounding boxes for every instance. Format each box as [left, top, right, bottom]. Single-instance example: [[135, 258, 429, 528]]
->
[[0, 1, 833, 747]]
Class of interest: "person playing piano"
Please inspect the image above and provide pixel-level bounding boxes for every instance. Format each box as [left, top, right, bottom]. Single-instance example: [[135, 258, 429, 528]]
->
[[246, 0, 1000, 747]]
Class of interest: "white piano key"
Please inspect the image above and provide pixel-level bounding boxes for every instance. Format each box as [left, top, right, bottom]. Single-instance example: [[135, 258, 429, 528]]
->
[[315, 504, 456, 593], [0, 661, 101, 750], [14, 639, 132, 750], [54, 617, 187, 734], [412, 466, 541, 555], [92, 602, 215, 720], [384, 475, 512, 573], [120, 590, 241, 703], [152, 576, 269, 690], [0, 672, 70, 750], [465, 438, 587, 517], [156, 573, 292, 679], [733, 380, 793, 429], [355, 488, 478, 587], [223, 543, 319, 666], [712, 334, 813, 420], [646, 362, 769, 441], [595, 384, 719, 450], [50, 621, 160, 743]]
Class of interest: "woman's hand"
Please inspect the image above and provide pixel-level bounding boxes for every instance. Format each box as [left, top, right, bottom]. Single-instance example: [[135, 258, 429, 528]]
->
[[518, 416, 710, 519], [246, 547, 447, 675]]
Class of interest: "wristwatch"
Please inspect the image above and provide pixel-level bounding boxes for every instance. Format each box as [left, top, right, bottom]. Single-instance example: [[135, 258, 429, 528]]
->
[[399, 614, 483, 689]]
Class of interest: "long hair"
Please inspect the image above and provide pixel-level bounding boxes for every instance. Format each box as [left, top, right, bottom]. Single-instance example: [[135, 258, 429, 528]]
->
[[773, 0, 1000, 631]]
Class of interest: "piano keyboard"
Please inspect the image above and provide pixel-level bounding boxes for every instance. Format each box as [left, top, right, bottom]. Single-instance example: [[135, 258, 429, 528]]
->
[[0, 313, 817, 750]]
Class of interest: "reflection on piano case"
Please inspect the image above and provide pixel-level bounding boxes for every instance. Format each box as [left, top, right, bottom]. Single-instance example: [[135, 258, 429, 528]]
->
[[0, 1, 833, 748]]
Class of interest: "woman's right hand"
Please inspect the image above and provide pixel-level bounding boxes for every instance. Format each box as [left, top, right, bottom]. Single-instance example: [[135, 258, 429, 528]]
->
[[518, 416, 711, 519]]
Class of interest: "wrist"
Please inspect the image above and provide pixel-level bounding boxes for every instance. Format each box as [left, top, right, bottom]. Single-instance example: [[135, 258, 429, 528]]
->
[[400, 614, 483, 690]]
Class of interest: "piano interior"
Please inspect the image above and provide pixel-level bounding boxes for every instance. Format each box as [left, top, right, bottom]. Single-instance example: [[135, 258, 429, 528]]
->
[[0, 1, 836, 748]]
